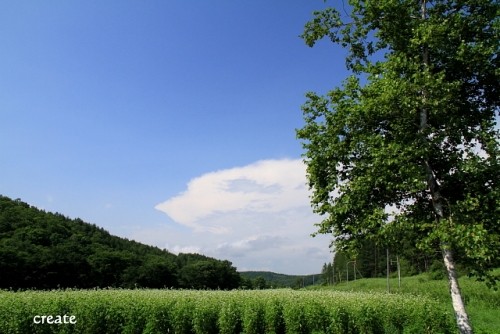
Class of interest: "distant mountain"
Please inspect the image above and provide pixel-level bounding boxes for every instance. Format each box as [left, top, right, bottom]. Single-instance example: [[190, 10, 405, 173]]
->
[[239, 271, 322, 288], [0, 195, 240, 290]]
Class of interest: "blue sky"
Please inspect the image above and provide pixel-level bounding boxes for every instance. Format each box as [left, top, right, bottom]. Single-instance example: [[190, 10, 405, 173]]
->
[[1, 1, 350, 275]]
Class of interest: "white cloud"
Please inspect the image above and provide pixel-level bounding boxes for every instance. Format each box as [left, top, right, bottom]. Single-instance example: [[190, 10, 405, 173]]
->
[[155, 158, 311, 233], [153, 158, 332, 275]]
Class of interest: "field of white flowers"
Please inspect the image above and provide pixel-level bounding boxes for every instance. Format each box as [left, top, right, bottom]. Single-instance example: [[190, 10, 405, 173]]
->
[[0, 289, 454, 333]]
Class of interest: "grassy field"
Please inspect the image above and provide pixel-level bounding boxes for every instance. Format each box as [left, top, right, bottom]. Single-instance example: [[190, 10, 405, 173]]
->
[[308, 272, 500, 334], [0, 288, 455, 333], [0, 273, 497, 333]]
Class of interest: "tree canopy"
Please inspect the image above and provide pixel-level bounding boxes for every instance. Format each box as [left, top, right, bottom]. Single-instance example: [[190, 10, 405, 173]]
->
[[297, 1, 498, 332]]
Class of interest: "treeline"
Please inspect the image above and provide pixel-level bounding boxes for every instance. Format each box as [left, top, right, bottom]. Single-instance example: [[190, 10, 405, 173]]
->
[[240, 271, 322, 289], [0, 195, 240, 290], [319, 237, 471, 285]]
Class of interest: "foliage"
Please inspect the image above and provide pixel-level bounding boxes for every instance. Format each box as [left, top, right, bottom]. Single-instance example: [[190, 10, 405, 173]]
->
[[0, 289, 455, 334], [0, 195, 240, 290], [323, 239, 442, 284], [297, 0, 499, 285]]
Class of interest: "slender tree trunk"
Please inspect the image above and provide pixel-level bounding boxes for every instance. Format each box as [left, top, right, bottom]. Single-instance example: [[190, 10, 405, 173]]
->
[[396, 255, 401, 289], [419, 2, 473, 332], [386, 248, 390, 293], [425, 154, 474, 333], [442, 246, 473, 334]]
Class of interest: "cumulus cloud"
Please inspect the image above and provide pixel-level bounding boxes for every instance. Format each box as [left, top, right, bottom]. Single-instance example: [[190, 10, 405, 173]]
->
[[153, 158, 332, 275], [155, 159, 311, 233]]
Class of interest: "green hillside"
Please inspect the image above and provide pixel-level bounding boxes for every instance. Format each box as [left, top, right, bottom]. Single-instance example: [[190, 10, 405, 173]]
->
[[239, 271, 322, 288], [0, 195, 240, 290]]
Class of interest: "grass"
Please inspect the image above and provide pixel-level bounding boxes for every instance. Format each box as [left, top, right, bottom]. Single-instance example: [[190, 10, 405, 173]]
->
[[308, 272, 500, 334], [0, 288, 454, 333], [1, 272, 497, 333]]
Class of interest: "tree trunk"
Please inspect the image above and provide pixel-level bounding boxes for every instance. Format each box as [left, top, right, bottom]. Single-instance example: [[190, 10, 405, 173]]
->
[[425, 165, 474, 333], [386, 248, 390, 293], [419, 1, 474, 331], [442, 246, 473, 334], [422, 141, 474, 332]]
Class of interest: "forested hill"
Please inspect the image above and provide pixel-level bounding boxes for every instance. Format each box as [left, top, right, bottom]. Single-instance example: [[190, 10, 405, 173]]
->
[[0, 195, 240, 290], [240, 271, 321, 288]]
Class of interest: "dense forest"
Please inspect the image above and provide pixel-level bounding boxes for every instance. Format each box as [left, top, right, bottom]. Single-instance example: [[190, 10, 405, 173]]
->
[[0, 195, 240, 290]]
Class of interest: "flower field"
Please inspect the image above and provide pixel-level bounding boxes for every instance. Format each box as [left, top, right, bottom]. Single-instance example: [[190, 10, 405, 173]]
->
[[0, 289, 454, 333]]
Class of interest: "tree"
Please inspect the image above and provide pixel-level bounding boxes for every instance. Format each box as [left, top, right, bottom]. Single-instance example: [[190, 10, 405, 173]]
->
[[321, 262, 334, 285], [253, 276, 268, 289], [135, 255, 178, 288], [178, 259, 240, 289], [297, 1, 499, 333]]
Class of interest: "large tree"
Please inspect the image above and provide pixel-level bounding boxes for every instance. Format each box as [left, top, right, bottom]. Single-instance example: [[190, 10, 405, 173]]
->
[[297, 1, 499, 333]]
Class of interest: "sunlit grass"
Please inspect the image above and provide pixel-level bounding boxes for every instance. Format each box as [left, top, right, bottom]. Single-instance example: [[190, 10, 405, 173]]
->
[[308, 272, 500, 334], [0, 288, 454, 333]]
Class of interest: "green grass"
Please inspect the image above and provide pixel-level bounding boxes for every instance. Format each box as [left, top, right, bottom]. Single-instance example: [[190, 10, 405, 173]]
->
[[0, 289, 454, 333], [1, 273, 497, 333], [308, 272, 500, 334]]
